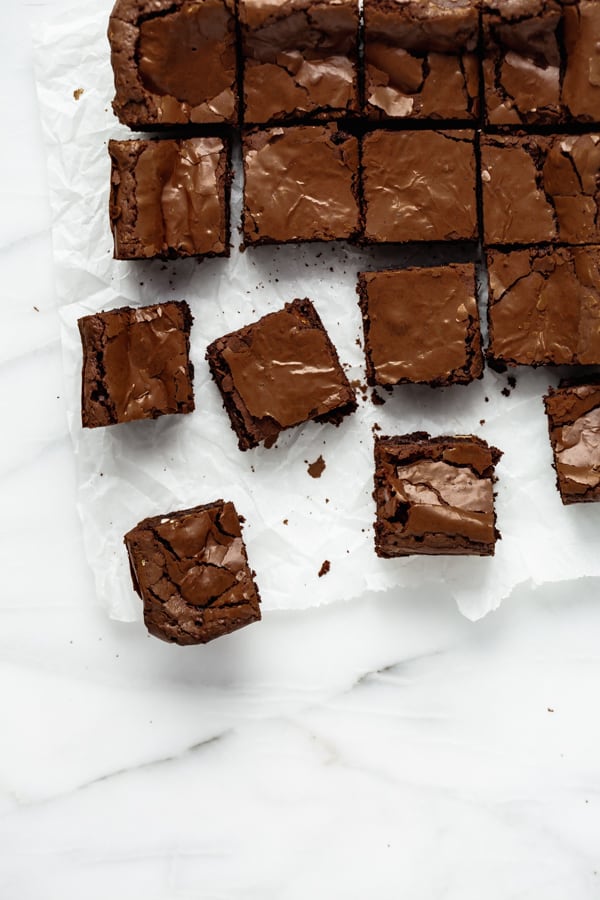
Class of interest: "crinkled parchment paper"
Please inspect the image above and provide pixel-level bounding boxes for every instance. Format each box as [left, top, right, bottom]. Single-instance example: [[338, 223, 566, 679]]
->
[[33, 0, 600, 622]]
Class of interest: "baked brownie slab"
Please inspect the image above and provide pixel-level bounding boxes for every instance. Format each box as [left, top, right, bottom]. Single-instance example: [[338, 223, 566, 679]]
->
[[486, 246, 600, 367], [108, 0, 238, 127], [206, 298, 357, 450], [563, 0, 600, 124], [374, 433, 502, 557], [240, 0, 359, 125], [363, 0, 480, 121], [109, 137, 231, 260], [124, 500, 261, 644], [358, 264, 484, 387], [544, 380, 600, 504], [79, 300, 195, 428], [242, 125, 360, 244], [361, 130, 478, 243]]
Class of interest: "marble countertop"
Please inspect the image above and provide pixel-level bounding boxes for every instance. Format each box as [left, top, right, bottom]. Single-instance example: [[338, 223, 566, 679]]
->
[[2, 2, 600, 897]]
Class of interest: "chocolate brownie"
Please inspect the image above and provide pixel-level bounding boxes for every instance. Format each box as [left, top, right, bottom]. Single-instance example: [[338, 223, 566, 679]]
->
[[481, 133, 600, 246], [358, 264, 484, 387], [108, 0, 238, 127], [486, 246, 600, 367], [544, 380, 600, 504], [239, 0, 359, 125], [242, 125, 360, 244], [361, 130, 478, 243], [563, 1, 600, 124], [374, 433, 502, 557], [78, 301, 195, 428], [124, 500, 261, 644], [206, 298, 357, 450], [363, 0, 480, 121], [109, 137, 231, 260]]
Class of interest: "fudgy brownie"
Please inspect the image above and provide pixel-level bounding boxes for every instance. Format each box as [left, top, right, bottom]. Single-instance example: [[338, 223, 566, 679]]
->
[[544, 380, 600, 504], [206, 298, 357, 450], [242, 125, 360, 244], [239, 0, 359, 125], [108, 0, 238, 127], [481, 133, 600, 246], [486, 246, 600, 367], [79, 301, 195, 428], [363, 0, 480, 121], [109, 137, 231, 260], [374, 433, 502, 557], [358, 265, 484, 387], [124, 500, 261, 644], [563, 0, 600, 123]]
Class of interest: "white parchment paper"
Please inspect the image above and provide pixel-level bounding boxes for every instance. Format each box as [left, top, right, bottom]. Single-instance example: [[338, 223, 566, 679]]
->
[[33, 0, 600, 622]]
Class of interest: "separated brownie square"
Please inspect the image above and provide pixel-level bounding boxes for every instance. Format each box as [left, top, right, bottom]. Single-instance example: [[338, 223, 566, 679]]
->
[[363, 0, 480, 121], [78, 301, 195, 428], [206, 298, 357, 450], [361, 130, 478, 243], [374, 433, 502, 557], [481, 134, 600, 246], [544, 380, 600, 504], [358, 264, 483, 387], [109, 137, 231, 260], [124, 500, 261, 645], [239, 0, 359, 125], [563, 0, 600, 123], [486, 246, 600, 367], [242, 125, 360, 245], [108, 0, 238, 127]]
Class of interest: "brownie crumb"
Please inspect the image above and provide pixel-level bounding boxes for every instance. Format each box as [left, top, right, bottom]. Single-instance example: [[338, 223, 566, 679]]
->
[[73, 88, 84, 101], [282, 518, 288, 525], [307, 455, 326, 478], [501, 387, 511, 397], [479, 419, 486, 426], [372, 390, 385, 406], [318, 560, 331, 578], [372, 422, 382, 433], [507, 376, 517, 389]]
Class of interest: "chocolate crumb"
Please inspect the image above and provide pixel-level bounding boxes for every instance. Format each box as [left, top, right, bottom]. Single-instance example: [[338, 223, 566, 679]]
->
[[372, 390, 385, 406], [501, 387, 511, 397], [283, 518, 288, 525], [73, 88, 84, 101], [318, 560, 331, 577], [507, 376, 517, 389], [307, 455, 326, 478], [479, 419, 486, 426], [372, 422, 382, 433]]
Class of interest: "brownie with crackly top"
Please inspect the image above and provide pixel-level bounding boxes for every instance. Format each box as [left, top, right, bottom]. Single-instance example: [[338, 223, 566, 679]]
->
[[544, 380, 600, 505]]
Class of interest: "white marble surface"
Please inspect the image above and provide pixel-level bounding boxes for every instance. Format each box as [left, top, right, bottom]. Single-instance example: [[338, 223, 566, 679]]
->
[[2, 2, 600, 897]]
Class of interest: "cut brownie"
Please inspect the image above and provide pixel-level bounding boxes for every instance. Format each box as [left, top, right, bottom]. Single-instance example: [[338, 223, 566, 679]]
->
[[78, 301, 195, 428], [361, 130, 478, 243], [358, 265, 484, 387], [242, 125, 360, 244], [544, 380, 600, 504], [239, 0, 359, 125], [124, 500, 261, 645], [563, 0, 600, 124], [363, 0, 480, 121], [486, 246, 600, 367], [109, 137, 231, 260], [108, 0, 238, 127], [374, 433, 502, 557], [206, 298, 357, 450]]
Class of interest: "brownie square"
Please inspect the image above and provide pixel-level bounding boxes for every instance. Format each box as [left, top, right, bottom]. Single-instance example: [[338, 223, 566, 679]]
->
[[363, 0, 480, 121], [124, 500, 261, 645], [481, 133, 600, 246], [108, 0, 238, 127], [361, 130, 478, 243], [109, 137, 231, 260], [544, 380, 600, 504], [374, 433, 502, 557], [358, 264, 484, 387], [239, 0, 359, 125], [206, 298, 357, 450], [78, 301, 195, 428], [242, 126, 360, 245], [486, 246, 600, 367], [482, 0, 563, 126], [563, 0, 600, 124]]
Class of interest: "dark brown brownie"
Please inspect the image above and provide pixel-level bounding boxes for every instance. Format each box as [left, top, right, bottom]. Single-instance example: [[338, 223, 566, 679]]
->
[[358, 265, 484, 387], [239, 0, 359, 125], [78, 301, 195, 428], [108, 0, 238, 127], [206, 298, 357, 450], [242, 125, 360, 245], [124, 500, 261, 645], [563, 1, 600, 123], [374, 433, 502, 557], [486, 246, 600, 367], [544, 380, 600, 504], [363, 0, 480, 121], [361, 130, 478, 243], [481, 133, 600, 246], [109, 137, 231, 260]]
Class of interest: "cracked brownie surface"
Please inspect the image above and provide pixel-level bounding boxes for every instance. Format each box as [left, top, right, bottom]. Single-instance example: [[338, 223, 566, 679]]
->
[[544, 380, 600, 504]]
